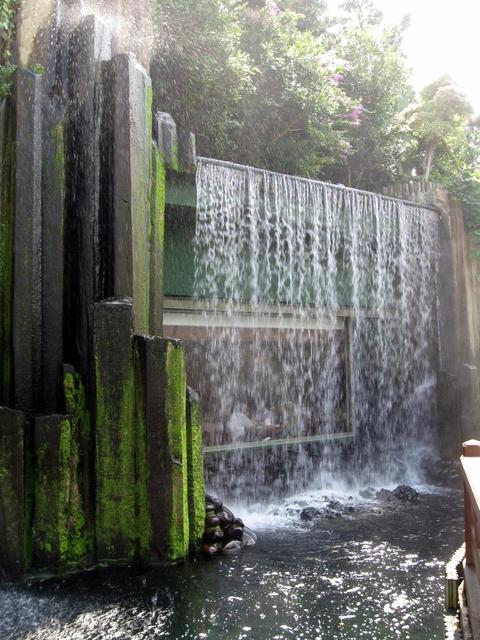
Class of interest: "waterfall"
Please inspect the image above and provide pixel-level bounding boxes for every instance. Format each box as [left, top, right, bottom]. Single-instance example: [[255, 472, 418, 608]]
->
[[191, 158, 440, 501]]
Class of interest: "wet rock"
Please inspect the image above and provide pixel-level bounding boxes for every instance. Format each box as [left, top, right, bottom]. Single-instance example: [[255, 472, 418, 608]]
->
[[204, 526, 224, 543], [359, 487, 376, 499], [202, 494, 255, 556], [242, 530, 257, 547], [205, 514, 220, 527], [205, 494, 223, 511], [222, 540, 242, 554], [217, 510, 233, 526], [300, 507, 322, 521], [376, 485, 419, 504], [202, 543, 218, 556], [224, 524, 244, 541], [393, 485, 419, 503]]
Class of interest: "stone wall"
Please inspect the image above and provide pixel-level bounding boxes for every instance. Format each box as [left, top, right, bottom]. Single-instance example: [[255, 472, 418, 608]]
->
[[0, 5, 205, 581]]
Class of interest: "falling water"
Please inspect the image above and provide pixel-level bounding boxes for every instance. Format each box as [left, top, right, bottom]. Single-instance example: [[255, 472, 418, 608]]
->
[[191, 158, 439, 501]]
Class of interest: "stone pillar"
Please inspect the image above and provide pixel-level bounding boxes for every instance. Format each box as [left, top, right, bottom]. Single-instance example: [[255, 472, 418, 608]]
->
[[103, 53, 152, 335], [32, 415, 72, 568], [41, 98, 66, 412], [0, 99, 15, 406], [134, 336, 189, 562], [149, 141, 166, 336], [0, 408, 28, 581], [94, 298, 136, 560], [13, 69, 43, 412], [186, 387, 205, 550], [64, 15, 111, 387]]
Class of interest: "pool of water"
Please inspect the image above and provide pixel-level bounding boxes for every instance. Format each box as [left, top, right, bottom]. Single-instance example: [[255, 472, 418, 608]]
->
[[0, 481, 463, 640]]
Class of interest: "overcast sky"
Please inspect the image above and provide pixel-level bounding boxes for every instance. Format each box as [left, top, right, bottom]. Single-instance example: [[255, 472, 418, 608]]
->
[[332, 0, 480, 113]]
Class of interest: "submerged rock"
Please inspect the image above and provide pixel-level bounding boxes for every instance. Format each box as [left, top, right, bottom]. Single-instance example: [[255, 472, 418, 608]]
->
[[393, 485, 419, 503], [376, 485, 419, 504], [300, 507, 322, 521], [222, 540, 242, 554]]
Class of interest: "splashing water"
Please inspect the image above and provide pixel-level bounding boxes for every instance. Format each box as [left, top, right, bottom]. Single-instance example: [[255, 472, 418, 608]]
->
[[190, 158, 439, 502]]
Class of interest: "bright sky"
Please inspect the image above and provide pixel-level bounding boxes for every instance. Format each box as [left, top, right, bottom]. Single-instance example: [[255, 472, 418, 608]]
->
[[332, 0, 480, 114]]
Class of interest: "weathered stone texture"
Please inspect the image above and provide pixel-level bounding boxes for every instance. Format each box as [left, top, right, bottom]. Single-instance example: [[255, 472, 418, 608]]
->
[[186, 387, 205, 550], [94, 298, 136, 560], [13, 69, 43, 412], [0, 408, 27, 581]]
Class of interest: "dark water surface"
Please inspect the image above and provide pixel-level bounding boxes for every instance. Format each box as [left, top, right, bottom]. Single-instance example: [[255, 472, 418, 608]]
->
[[0, 485, 463, 640]]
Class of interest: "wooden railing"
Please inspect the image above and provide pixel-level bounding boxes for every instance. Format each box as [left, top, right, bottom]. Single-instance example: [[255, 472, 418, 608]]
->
[[461, 439, 480, 637]]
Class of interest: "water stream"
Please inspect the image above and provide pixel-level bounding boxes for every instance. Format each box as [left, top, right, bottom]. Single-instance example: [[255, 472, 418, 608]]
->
[[192, 158, 440, 501]]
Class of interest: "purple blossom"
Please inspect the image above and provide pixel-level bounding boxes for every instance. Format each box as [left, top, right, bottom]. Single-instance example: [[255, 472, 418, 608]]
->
[[339, 151, 348, 161], [342, 104, 364, 124], [330, 73, 344, 84], [266, 0, 280, 16]]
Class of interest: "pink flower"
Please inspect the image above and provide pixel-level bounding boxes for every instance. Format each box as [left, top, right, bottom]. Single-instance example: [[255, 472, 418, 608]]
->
[[342, 104, 364, 124], [266, 0, 280, 16], [339, 151, 348, 161], [330, 73, 344, 84]]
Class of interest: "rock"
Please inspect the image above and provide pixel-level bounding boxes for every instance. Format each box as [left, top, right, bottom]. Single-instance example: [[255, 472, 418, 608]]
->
[[359, 487, 376, 499], [202, 543, 218, 556], [205, 514, 220, 527], [204, 526, 224, 543], [300, 507, 322, 521], [222, 540, 242, 554], [217, 510, 233, 526], [243, 526, 257, 543], [393, 485, 419, 503], [376, 485, 419, 504], [233, 517, 244, 527], [242, 530, 256, 547], [375, 488, 396, 502], [224, 524, 243, 541], [205, 494, 223, 512]]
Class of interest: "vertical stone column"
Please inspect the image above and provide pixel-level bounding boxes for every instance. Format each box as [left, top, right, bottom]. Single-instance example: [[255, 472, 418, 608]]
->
[[64, 15, 111, 383], [94, 299, 136, 560], [104, 53, 152, 335], [32, 415, 72, 568], [186, 387, 205, 550], [41, 98, 66, 412], [13, 69, 43, 412], [0, 99, 15, 405], [0, 408, 28, 581], [134, 336, 189, 562], [149, 141, 166, 336]]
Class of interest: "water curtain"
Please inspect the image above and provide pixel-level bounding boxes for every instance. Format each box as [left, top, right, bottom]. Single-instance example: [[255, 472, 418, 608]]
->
[[193, 158, 439, 499]]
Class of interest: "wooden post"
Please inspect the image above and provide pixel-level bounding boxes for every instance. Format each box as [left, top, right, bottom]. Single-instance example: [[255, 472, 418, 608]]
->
[[463, 440, 480, 567]]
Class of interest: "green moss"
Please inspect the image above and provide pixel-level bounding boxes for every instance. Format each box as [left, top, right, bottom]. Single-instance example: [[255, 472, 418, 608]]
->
[[32, 418, 72, 567], [94, 343, 137, 560], [0, 411, 27, 578], [186, 391, 206, 550], [165, 342, 189, 560], [132, 344, 152, 559], [63, 371, 92, 563], [0, 99, 14, 404]]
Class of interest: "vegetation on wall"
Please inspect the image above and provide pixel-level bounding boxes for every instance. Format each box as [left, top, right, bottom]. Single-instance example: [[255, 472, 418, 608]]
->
[[151, 0, 480, 229], [0, 0, 18, 97]]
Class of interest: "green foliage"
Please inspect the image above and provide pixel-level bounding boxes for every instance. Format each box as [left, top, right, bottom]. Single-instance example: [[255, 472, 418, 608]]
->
[[0, 0, 18, 97], [151, 0, 480, 230]]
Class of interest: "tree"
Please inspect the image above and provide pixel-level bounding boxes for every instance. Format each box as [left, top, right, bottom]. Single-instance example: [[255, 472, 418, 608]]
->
[[403, 75, 473, 181]]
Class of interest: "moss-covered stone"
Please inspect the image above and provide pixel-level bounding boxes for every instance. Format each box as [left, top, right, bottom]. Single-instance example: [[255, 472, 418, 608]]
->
[[186, 387, 206, 551], [165, 341, 189, 560], [63, 368, 93, 564], [0, 407, 27, 580], [32, 416, 72, 568], [94, 299, 136, 561]]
